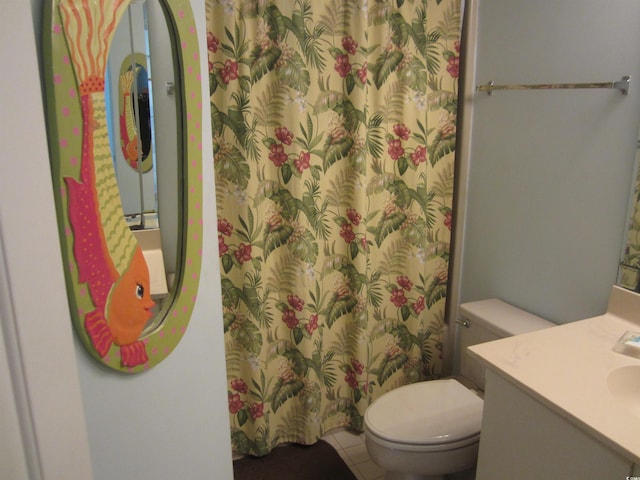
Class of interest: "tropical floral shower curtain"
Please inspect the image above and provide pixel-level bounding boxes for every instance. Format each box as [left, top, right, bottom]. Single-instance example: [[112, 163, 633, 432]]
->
[[207, 0, 462, 456]]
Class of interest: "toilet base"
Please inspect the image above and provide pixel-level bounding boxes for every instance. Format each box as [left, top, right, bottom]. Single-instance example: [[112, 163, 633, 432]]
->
[[384, 471, 444, 480], [383, 467, 475, 480]]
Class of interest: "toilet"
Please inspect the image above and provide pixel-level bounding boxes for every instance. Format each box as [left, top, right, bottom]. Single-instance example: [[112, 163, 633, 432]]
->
[[364, 299, 554, 480]]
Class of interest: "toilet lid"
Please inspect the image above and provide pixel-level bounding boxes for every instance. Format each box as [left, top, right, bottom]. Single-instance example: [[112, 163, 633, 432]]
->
[[365, 379, 483, 445]]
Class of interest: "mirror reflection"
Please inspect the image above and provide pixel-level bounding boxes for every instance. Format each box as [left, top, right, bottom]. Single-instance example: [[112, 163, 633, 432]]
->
[[105, 0, 179, 316], [618, 126, 640, 291]]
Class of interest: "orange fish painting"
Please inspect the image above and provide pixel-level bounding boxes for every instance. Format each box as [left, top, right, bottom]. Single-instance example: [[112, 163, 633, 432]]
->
[[58, 0, 154, 367]]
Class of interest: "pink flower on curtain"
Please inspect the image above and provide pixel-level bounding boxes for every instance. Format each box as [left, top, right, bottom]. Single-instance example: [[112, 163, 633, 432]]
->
[[217, 218, 234, 236], [446, 56, 459, 78], [249, 402, 264, 419], [339, 222, 355, 243], [218, 235, 228, 256], [342, 36, 358, 55], [228, 393, 244, 414], [334, 54, 351, 78], [446, 41, 461, 79], [351, 358, 364, 375], [221, 59, 239, 84], [390, 288, 407, 307], [287, 294, 305, 311], [234, 243, 252, 264], [387, 138, 405, 160], [275, 127, 294, 145], [346, 208, 361, 226], [412, 296, 426, 314], [357, 62, 367, 84], [231, 378, 248, 393], [444, 210, 453, 230], [345, 370, 358, 388], [282, 309, 299, 328], [305, 314, 318, 334], [295, 151, 310, 172], [207, 32, 219, 53], [397, 275, 413, 291], [393, 123, 411, 140], [410, 145, 427, 166], [269, 144, 288, 166]]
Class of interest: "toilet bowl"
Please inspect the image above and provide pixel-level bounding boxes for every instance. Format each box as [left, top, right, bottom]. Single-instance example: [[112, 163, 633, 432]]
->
[[364, 299, 554, 480], [365, 379, 482, 480]]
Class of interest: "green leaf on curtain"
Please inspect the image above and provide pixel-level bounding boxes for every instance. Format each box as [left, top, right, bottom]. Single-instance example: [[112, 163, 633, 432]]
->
[[237, 409, 249, 426], [221, 253, 233, 273], [269, 189, 299, 220], [263, 4, 288, 40], [411, 185, 437, 228], [392, 324, 418, 351], [366, 172, 397, 195], [322, 137, 354, 172], [366, 126, 384, 159], [425, 281, 447, 308], [376, 352, 409, 385], [288, 228, 319, 263], [387, 179, 412, 208], [221, 278, 242, 308], [397, 157, 408, 175], [230, 430, 253, 454], [214, 146, 250, 188], [230, 318, 263, 355], [339, 264, 367, 293], [325, 295, 358, 328], [401, 222, 426, 249], [398, 57, 428, 92], [271, 378, 305, 412], [425, 30, 443, 75], [292, 327, 304, 345], [241, 286, 263, 322], [373, 212, 407, 247], [223, 312, 236, 333], [276, 50, 311, 94], [281, 163, 293, 184], [264, 224, 294, 258], [428, 134, 457, 166], [346, 73, 355, 95], [401, 305, 411, 321], [409, 6, 427, 51], [371, 49, 403, 89], [349, 241, 359, 260], [425, 241, 450, 261], [388, 12, 411, 46], [250, 45, 282, 84], [428, 90, 458, 112]]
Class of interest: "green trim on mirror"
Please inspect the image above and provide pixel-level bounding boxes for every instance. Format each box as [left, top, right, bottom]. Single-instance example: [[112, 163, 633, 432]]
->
[[43, 0, 203, 373]]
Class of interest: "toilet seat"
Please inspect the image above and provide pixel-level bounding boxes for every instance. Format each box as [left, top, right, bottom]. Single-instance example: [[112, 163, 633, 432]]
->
[[364, 379, 483, 449]]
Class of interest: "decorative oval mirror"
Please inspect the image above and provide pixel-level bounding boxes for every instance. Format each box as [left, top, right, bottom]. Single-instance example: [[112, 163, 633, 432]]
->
[[43, 0, 203, 373]]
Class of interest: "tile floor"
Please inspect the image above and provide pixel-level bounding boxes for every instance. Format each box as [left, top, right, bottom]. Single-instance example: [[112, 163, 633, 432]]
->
[[321, 428, 385, 480]]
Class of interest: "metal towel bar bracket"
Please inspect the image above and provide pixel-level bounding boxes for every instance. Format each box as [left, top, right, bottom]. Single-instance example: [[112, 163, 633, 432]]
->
[[477, 75, 630, 96]]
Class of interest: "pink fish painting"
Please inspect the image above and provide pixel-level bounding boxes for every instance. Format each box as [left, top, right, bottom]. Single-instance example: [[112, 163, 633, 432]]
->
[[58, 0, 154, 367]]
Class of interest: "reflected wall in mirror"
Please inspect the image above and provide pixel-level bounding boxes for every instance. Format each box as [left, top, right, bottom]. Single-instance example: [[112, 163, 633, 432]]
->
[[43, 0, 203, 373], [618, 127, 640, 291]]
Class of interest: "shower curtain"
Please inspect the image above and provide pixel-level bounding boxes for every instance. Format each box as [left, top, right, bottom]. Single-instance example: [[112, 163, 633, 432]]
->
[[207, 0, 461, 456]]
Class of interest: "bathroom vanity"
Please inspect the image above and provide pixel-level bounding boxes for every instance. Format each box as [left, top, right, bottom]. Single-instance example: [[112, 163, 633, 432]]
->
[[468, 286, 640, 479]]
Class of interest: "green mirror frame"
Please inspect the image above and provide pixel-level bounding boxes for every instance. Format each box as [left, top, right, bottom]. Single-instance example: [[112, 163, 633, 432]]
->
[[43, 0, 203, 373]]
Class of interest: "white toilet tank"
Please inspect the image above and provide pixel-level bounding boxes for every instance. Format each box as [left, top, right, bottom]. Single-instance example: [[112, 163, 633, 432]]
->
[[458, 299, 554, 390]]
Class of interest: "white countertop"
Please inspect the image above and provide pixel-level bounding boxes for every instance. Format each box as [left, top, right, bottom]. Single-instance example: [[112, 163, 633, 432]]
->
[[468, 285, 640, 464]]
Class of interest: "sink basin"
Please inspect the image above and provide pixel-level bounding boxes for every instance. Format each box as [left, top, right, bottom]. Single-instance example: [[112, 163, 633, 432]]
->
[[607, 365, 640, 419]]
